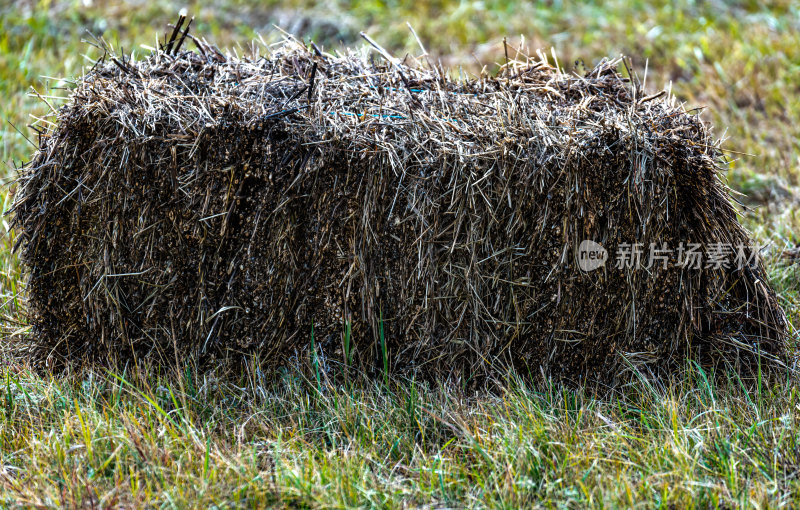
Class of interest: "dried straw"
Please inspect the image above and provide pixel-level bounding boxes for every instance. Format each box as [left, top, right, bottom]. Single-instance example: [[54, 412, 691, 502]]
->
[[10, 29, 788, 383]]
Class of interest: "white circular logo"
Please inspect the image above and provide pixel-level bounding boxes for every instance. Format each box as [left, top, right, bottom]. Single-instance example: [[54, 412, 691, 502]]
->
[[577, 240, 607, 272]]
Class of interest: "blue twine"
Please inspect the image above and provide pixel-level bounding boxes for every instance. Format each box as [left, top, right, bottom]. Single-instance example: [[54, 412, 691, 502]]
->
[[327, 111, 464, 123], [328, 111, 407, 119]]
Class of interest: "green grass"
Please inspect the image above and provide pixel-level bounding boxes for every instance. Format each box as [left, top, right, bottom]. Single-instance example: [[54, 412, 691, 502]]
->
[[1, 0, 799, 507], [1, 364, 799, 507]]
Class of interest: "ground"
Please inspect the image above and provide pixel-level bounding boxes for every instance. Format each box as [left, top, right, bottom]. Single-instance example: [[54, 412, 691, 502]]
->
[[0, 0, 799, 507]]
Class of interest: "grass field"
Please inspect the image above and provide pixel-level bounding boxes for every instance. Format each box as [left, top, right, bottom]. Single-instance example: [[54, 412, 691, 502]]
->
[[1, 0, 799, 507]]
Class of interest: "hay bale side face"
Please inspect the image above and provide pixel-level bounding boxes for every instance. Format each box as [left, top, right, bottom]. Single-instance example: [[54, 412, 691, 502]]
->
[[12, 41, 786, 381]]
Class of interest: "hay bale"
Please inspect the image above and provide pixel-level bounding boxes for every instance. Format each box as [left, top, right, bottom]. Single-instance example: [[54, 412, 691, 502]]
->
[[11, 35, 788, 382]]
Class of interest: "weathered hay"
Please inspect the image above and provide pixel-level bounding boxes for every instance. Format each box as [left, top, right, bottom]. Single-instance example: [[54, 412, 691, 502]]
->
[[10, 33, 788, 383]]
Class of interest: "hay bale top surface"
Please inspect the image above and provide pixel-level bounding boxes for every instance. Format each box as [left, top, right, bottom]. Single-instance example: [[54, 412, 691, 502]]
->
[[65, 39, 681, 170]]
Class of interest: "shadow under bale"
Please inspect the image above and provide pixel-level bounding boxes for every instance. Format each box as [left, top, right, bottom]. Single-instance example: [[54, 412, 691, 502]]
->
[[10, 34, 788, 384]]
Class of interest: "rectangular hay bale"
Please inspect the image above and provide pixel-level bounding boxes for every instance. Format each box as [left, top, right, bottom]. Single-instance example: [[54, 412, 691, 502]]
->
[[11, 37, 788, 383]]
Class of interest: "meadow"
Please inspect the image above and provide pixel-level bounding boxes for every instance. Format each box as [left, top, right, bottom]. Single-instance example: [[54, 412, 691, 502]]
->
[[1, 0, 799, 507]]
